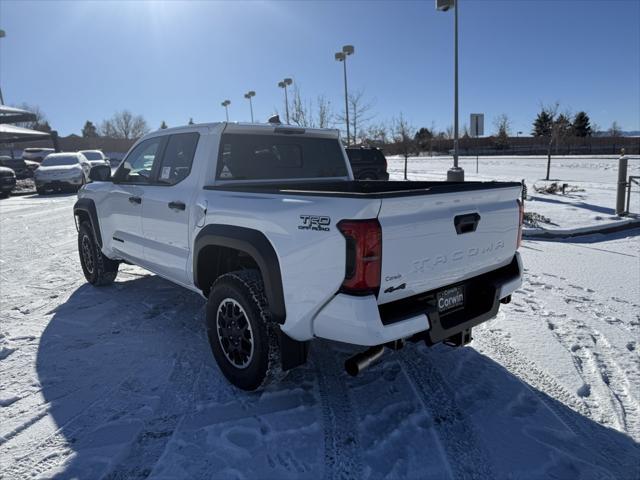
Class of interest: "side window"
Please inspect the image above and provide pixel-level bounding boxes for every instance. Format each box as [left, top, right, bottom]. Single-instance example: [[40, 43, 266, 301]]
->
[[347, 150, 362, 163], [116, 137, 164, 184], [155, 133, 199, 185]]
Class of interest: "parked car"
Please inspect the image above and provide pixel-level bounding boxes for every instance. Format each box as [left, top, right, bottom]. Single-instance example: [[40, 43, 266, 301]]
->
[[79, 150, 110, 167], [74, 122, 523, 391], [0, 166, 17, 198], [34, 152, 91, 194], [22, 147, 55, 163], [346, 146, 389, 180], [0, 155, 39, 179]]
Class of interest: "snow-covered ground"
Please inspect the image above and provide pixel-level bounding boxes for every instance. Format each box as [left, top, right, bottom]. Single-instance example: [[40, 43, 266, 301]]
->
[[388, 155, 640, 234], [1, 158, 639, 479]]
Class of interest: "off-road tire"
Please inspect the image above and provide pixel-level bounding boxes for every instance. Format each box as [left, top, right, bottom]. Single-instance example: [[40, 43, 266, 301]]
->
[[78, 221, 118, 286], [207, 270, 284, 391]]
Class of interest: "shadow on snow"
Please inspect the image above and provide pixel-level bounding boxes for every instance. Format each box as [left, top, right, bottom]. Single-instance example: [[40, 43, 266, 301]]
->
[[34, 275, 639, 479]]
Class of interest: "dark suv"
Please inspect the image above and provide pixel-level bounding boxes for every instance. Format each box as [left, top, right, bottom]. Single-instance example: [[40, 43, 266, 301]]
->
[[345, 146, 389, 181], [0, 156, 38, 179]]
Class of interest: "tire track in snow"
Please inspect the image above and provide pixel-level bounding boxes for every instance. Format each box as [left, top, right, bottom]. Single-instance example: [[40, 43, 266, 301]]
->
[[398, 346, 495, 480], [475, 330, 640, 478], [105, 351, 204, 480], [313, 343, 364, 480]]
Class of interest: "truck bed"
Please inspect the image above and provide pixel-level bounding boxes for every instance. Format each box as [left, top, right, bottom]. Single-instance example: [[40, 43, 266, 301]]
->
[[205, 180, 522, 198]]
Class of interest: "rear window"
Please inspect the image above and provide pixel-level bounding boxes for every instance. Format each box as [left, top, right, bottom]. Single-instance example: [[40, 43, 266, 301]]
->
[[216, 134, 348, 181], [81, 151, 103, 161], [42, 155, 78, 166]]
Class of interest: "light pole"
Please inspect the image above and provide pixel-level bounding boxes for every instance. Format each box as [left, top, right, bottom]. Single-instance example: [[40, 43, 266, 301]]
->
[[0, 29, 5, 105], [335, 45, 354, 145], [221, 100, 230, 122], [436, 0, 464, 181], [278, 78, 292, 124], [244, 91, 256, 122]]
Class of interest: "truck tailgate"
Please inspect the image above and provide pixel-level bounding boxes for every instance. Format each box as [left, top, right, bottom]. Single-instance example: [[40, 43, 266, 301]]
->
[[377, 186, 521, 305]]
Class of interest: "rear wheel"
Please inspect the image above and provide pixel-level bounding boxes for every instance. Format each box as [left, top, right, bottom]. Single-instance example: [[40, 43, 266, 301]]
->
[[78, 221, 118, 286], [206, 270, 283, 391]]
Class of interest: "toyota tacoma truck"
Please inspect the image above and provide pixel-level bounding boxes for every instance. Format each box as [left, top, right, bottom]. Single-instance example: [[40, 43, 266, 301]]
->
[[74, 122, 523, 390]]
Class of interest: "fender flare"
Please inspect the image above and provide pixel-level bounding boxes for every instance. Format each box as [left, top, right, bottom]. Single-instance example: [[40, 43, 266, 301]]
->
[[73, 198, 103, 247], [193, 224, 286, 324]]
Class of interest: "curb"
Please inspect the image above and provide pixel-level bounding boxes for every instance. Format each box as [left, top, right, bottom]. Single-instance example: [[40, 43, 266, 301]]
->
[[523, 218, 640, 239]]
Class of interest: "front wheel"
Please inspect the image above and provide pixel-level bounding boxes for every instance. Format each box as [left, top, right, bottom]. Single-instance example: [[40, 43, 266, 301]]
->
[[206, 270, 283, 391], [78, 221, 119, 286]]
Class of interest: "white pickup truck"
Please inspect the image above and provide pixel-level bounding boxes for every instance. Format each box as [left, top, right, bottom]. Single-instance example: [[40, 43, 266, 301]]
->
[[74, 122, 523, 390]]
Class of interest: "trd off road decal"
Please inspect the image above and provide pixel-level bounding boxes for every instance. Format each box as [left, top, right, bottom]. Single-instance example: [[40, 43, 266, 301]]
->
[[298, 215, 331, 231]]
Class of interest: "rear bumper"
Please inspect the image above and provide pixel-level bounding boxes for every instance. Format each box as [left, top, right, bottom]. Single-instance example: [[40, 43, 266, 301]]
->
[[36, 178, 82, 188], [313, 252, 523, 346]]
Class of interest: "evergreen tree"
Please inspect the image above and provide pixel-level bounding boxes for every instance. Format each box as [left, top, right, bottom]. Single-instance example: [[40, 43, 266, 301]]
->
[[532, 110, 553, 137], [572, 111, 592, 137], [414, 127, 433, 152], [554, 114, 572, 137], [82, 120, 98, 138], [160, 120, 168, 129]]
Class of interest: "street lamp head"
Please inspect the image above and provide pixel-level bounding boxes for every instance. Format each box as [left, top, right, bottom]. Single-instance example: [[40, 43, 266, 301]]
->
[[335, 52, 345, 61], [0, 29, 5, 38], [283, 78, 293, 86], [221, 100, 230, 107], [436, 0, 455, 12], [342, 45, 354, 55], [278, 81, 285, 88], [247, 90, 255, 97]]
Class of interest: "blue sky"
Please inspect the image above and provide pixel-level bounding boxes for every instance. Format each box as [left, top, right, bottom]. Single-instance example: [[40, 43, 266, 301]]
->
[[1, 0, 639, 136]]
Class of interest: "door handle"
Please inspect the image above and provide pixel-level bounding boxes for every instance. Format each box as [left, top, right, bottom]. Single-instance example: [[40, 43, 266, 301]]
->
[[128, 196, 142, 204], [168, 201, 186, 211]]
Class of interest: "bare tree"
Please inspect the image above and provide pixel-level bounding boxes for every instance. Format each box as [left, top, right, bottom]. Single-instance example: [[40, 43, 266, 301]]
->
[[608, 121, 622, 137], [316, 95, 333, 129], [100, 110, 149, 139], [392, 113, 414, 180], [14, 103, 50, 131], [337, 89, 375, 144], [365, 122, 389, 145], [289, 85, 312, 127], [537, 102, 572, 180], [493, 114, 511, 149], [444, 125, 454, 139]]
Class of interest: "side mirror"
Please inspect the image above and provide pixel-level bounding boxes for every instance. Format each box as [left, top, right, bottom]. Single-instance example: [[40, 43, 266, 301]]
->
[[89, 164, 111, 182]]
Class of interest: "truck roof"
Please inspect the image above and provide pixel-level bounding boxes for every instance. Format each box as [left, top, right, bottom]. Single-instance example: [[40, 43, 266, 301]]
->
[[148, 122, 341, 139]]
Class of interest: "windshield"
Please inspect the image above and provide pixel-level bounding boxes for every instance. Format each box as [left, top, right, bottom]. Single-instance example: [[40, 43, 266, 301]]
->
[[216, 134, 348, 181], [81, 151, 103, 161], [42, 156, 79, 166]]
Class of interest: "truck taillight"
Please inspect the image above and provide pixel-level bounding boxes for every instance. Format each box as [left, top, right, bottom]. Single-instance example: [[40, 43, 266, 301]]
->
[[517, 199, 524, 249], [337, 219, 382, 295]]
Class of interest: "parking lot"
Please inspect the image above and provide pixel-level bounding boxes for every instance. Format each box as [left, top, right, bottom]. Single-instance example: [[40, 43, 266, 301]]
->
[[1, 157, 638, 478]]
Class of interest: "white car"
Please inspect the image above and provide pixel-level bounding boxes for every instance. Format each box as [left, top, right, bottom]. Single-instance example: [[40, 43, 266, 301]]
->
[[35, 152, 91, 194], [79, 150, 110, 167], [22, 147, 55, 163], [74, 122, 524, 390]]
